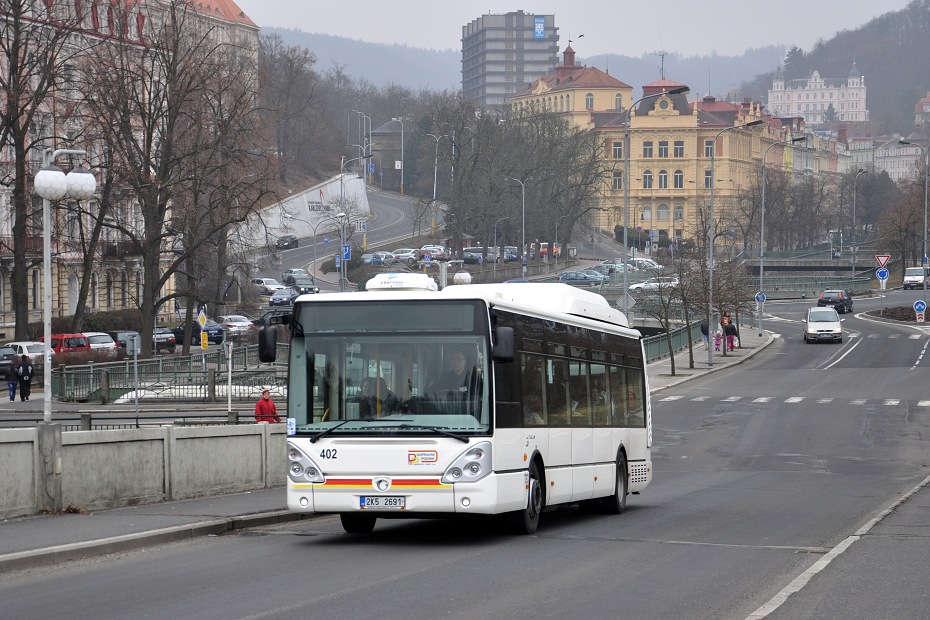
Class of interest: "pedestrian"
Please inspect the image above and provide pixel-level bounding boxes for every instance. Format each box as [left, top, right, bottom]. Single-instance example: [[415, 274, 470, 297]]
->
[[17, 354, 34, 402], [713, 330, 722, 351], [6, 355, 18, 402], [700, 320, 709, 349], [254, 388, 281, 423], [725, 321, 738, 352]]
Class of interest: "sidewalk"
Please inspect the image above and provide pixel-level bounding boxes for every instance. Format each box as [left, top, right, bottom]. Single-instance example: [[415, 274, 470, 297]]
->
[[0, 323, 773, 573]]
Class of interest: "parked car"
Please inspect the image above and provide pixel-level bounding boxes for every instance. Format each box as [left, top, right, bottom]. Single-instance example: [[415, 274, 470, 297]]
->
[[817, 289, 853, 314], [38, 333, 91, 354], [269, 287, 298, 306], [0, 345, 16, 370], [628, 257, 661, 271], [585, 264, 616, 277], [558, 270, 603, 286], [216, 315, 255, 335], [464, 247, 498, 263], [275, 234, 299, 250], [802, 307, 844, 343], [372, 251, 397, 264], [628, 277, 680, 292], [172, 320, 225, 345], [83, 332, 118, 357], [420, 245, 450, 261], [579, 269, 609, 283], [289, 277, 319, 294], [361, 253, 382, 266], [281, 268, 310, 281], [393, 248, 420, 266], [903, 267, 928, 290], [5, 341, 46, 359], [106, 330, 140, 350], [462, 251, 481, 264], [152, 327, 177, 353], [251, 278, 284, 295]]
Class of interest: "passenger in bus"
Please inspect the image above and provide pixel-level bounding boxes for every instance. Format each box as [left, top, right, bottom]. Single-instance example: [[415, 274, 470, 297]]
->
[[360, 377, 398, 418]]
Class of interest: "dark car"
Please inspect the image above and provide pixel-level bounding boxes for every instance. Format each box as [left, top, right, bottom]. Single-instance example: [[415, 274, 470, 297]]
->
[[269, 286, 298, 306], [106, 330, 140, 349], [172, 320, 224, 345], [282, 274, 319, 293], [0, 345, 16, 371], [558, 270, 603, 286], [275, 234, 298, 249], [153, 327, 177, 352], [817, 289, 853, 314], [462, 251, 481, 264]]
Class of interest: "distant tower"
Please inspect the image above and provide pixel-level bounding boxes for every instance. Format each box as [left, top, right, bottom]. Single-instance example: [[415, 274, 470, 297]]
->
[[462, 11, 559, 107]]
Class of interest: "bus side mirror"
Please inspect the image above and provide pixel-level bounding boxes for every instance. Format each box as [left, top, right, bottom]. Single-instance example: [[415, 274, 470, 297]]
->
[[258, 326, 277, 363], [491, 326, 514, 363]]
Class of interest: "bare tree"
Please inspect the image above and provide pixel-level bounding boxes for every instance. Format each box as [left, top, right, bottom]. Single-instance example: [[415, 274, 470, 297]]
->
[[0, 0, 87, 338], [80, 3, 274, 356]]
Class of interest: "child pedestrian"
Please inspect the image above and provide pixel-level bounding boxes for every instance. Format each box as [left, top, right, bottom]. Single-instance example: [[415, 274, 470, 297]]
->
[[713, 330, 722, 351]]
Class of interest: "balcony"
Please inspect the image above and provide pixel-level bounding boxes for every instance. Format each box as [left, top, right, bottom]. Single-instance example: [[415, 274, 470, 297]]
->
[[102, 240, 143, 259], [0, 236, 43, 256]]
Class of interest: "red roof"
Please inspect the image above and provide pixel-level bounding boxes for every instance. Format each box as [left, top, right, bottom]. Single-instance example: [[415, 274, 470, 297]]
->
[[514, 66, 631, 98], [187, 0, 256, 27]]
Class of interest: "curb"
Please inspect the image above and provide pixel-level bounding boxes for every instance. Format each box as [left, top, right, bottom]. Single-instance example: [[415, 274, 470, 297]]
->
[[650, 331, 776, 393], [0, 510, 312, 574]]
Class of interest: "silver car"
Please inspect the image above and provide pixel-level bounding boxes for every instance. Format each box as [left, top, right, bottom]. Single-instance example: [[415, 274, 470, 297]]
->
[[802, 307, 844, 343]]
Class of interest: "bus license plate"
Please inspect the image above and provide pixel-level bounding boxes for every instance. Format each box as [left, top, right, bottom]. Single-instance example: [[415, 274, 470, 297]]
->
[[360, 496, 405, 510]]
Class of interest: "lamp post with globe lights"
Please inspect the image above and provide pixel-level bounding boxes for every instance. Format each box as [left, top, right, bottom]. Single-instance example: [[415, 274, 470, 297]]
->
[[33, 149, 96, 426]]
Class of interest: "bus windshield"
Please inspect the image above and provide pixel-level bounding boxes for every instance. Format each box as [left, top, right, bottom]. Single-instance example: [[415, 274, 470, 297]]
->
[[287, 300, 491, 436]]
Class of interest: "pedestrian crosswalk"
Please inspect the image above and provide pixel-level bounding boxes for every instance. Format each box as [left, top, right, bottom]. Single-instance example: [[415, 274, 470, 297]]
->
[[656, 395, 930, 407]]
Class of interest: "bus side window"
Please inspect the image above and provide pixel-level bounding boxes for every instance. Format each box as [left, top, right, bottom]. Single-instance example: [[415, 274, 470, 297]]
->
[[626, 368, 645, 427], [521, 354, 546, 426], [546, 359, 570, 426], [591, 365, 611, 426], [608, 365, 626, 426]]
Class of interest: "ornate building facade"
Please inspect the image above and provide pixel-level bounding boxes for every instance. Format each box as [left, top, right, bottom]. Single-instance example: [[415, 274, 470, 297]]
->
[[767, 65, 869, 126]]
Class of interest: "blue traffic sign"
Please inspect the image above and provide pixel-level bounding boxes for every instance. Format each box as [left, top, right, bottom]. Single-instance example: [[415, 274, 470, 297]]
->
[[335, 256, 341, 268], [915, 300, 927, 313], [923, 256, 928, 265], [755, 292, 766, 303], [876, 267, 889, 281], [323, 237, 329, 245], [342, 245, 351, 260], [368, 163, 375, 173]]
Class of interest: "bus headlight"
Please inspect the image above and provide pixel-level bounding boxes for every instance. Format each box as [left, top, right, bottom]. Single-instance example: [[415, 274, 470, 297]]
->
[[287, 442, 325, 483], [441, 442, 492, 484]]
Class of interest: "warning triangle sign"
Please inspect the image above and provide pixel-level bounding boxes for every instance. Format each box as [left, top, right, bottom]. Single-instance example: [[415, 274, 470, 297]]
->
[[875, 254, 891, 268]]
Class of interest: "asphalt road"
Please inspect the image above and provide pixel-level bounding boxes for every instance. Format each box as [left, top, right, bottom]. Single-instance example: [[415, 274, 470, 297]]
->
[[2, 295, 929, 619]]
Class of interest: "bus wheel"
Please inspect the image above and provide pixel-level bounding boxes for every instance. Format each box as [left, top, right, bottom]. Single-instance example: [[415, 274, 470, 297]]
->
[[603, 452, 628, 515], [340, 513, 377, 534], [511, 460, 543, 534]]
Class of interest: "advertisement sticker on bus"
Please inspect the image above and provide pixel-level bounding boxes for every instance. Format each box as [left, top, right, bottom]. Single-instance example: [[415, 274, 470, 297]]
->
[[408, 450, 438, 465]]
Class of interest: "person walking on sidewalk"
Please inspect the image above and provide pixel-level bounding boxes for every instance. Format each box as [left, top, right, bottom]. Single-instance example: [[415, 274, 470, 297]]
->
[[5, 355, 18, 402], [700, 320, 709, 349], [254, 389, 281, 423], [17, 355, 34, 402]]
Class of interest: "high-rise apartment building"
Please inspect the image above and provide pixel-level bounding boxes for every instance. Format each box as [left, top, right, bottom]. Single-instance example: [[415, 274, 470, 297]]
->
[[462, 11, 559, 107]]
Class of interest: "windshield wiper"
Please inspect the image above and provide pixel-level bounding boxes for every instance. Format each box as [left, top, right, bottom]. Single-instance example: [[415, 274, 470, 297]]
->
[[309, 418, 414, 443], [395, 424, 470, 443]]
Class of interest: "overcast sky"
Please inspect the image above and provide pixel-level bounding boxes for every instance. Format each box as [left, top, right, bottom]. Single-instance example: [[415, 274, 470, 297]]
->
[[233, 0, 911, 57]]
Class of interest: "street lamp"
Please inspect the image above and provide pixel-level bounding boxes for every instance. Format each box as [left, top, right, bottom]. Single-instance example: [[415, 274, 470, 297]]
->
[[759, 135, 807, 335], [506, 177, 529, 279], [851, 168, 867, 282], [493, 216, 509, 272], [427, 133, 447, 235], [391, 117, 404, 194], [335, 211, 348, 291], [33, 149, 96, 424], [622, 86, 690, 315], [899, 140, 928, 295], [707, 119, 764, 366]]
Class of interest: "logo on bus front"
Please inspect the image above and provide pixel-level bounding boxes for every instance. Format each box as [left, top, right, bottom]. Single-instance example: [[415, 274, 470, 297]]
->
[[408, 450, 438, 465]]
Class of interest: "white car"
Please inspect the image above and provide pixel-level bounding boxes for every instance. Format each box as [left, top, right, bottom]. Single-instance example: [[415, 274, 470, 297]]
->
[[83, 332, 118, 357], [5, 341, 47, 359], [393, 248, 420, 265], [628, 277, 679, 292], [802, 307, 844, 343], [251, 278, 284, 295], [216, 315, 255, 335]]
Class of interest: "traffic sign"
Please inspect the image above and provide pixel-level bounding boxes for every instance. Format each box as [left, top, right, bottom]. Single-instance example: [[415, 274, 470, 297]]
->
[[200, 331, 209, 350], [914, 300, 927, 313], [323, 237, 329, 245], [197, 306, 207, 328], [755, 292, 766, 304], [335, 256, 341, 269], [875, 254, 891, 268], [876, 267, 889, 281], [368, 163, 374, 173], [342, 244, 351, 260]]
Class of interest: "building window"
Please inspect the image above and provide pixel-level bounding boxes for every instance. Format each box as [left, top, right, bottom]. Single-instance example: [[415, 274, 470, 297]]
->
[[612, 141, 623, 159], [657, 204, 670, 221], [642, 171, 653, 189], [673, 170, 683, 189], [106, 272, 113, 308], [704, 140, 715, 158], [585, 93, 594, 109], [658, 170, 668, 189], [674, 205, 684, 220], [658, 141, 669, 158], [32, 270, 39, 310], [674, 140, 684, 157], [704, 170, 713, 188], [614, 93, 622, 110], [643, 141, 653, 158], [640, 207, 652, 222], [612, 171, 623, 190]]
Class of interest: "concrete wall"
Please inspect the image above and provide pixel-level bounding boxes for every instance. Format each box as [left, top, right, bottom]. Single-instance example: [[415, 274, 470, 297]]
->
[[0, 424, 286, 519]]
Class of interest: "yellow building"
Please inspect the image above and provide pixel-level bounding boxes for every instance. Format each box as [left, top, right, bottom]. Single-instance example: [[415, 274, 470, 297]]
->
[[512, 49, 841, 251]]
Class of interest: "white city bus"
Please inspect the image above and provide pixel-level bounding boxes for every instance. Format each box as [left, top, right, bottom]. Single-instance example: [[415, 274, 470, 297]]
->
[[258, 273, 652, 534]]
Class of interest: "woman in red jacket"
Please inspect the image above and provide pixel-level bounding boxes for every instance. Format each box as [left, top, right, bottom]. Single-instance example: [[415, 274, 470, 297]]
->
[[254, 389, 281, 423]]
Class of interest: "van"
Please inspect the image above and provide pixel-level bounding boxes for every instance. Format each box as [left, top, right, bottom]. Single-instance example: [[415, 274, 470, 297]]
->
[[903, 267, 928, 290], [39, 333, 91, 354]]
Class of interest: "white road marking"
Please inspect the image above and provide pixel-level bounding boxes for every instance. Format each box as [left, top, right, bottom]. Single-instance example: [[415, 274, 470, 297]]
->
[[784, 397, 804, 403]]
